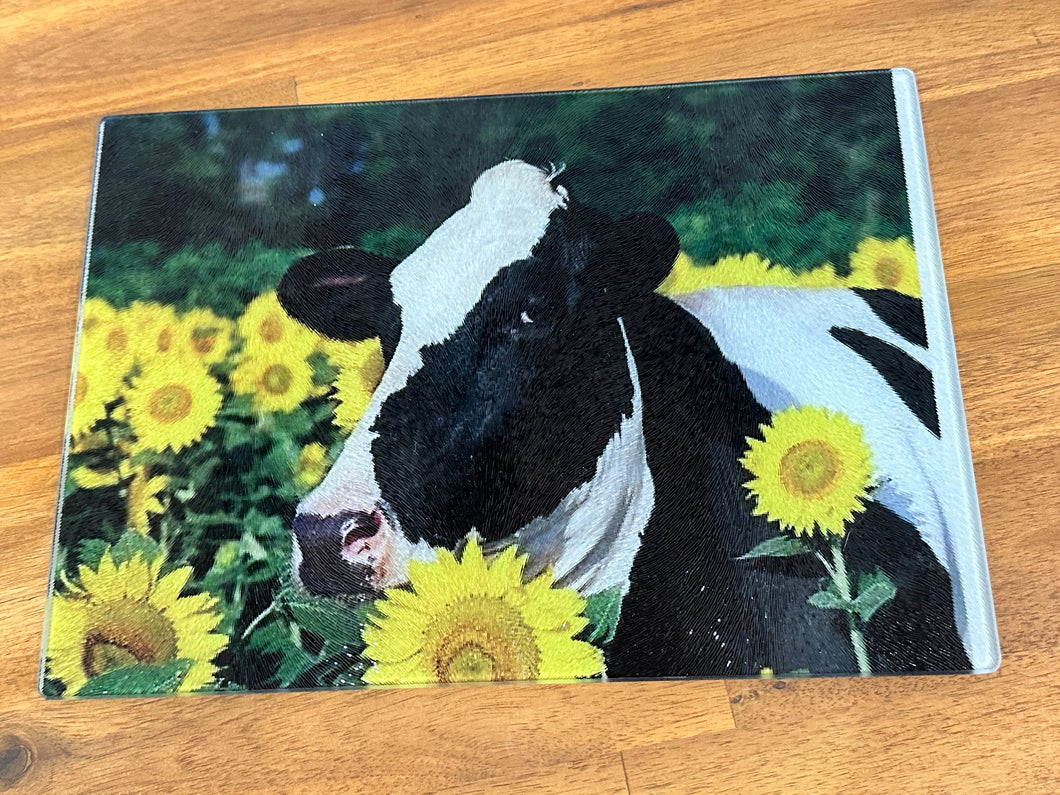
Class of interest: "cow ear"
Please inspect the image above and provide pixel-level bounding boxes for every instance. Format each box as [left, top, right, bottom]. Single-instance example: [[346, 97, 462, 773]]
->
[[278, 248, 402, 358], [608, 213, 680, 296]]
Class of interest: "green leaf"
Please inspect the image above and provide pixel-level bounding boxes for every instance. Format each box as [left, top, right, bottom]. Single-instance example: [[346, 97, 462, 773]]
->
[[75, 659, 192, 697], [583, 586, 624, 644], [287, 596, 370, 649], [77, 538, 110, 571], [110, 530, 162, 566], [276, 644, 319, 688], [807, 588, 850, 611], [852, 568, 898, 623], [244, 618, 292, 653], [738, 535, 812, 560]]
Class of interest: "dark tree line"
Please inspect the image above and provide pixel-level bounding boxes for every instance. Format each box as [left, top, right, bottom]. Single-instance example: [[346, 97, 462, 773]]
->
[[92, 70, 910, 284]]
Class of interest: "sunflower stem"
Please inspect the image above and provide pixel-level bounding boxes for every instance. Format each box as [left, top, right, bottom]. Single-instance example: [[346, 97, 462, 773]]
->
[[814, 550, 836, 580], [241, 600, 277, 640], [830, 539, 870, 676]]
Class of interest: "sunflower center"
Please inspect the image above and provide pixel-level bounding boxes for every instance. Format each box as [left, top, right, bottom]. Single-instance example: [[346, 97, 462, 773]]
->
[[424, 597, 539, 683], [191, 329, 218, 354], [260, 317, 284, 344], [873, 256, 901, 288], [447, 645, 496, 681], [260, 364, 293, 395], [157, 327, 174, 353], [779, 439, 842, 497], [147, 384, 194, 424], [81, 599, 179, 678], [106, 326, 129, 354], [74, 372, 88, 406]]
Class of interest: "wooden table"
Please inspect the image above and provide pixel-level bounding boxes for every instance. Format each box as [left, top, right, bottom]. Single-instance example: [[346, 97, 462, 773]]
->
[[2, 1, 1058, 791]]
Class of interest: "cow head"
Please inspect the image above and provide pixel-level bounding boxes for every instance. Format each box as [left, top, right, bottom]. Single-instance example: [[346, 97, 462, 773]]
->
[[279, 160, 678, 597]]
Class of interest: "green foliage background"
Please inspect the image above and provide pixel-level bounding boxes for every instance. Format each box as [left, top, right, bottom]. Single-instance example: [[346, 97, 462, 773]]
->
[[53, 71, 913, 694], [92, 71, 910, 278]]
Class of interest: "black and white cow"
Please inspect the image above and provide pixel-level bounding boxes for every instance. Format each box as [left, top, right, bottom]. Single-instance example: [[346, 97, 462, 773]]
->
[[278, 160, 972, 677]]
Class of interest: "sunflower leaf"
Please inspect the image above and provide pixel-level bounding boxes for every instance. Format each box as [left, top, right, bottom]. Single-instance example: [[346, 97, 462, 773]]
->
[[807, 589, 850, 611], [110, 529, 163, 566], [584, 586, 624, 644], [77, 538, 111, 571], [737, 535, 813, 560], [852, 569, 898, 623], [287, 597, 370, 649], [276, 644, 319, 688], [75, 659, 192, 697]]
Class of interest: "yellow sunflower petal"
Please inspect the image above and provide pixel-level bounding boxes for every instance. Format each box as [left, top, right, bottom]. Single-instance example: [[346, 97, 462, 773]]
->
[[149, 566, 193, 609], [79, 551, 123, 602], [362, 618, 426, 663], [162, 591, 216, 620], [535, 633, 605, 680], [230, 353, 314, 414], [120, 554, 153, 601], [45, 596, 90, 693], [178, 660, 220, 693], [327, 337, 385, 432], [71, 466, 121, 489], [407, 559, 464, 607], [485, 545, 525, 593], [520, 574, 588, 630], [237, 291, 317, 360]]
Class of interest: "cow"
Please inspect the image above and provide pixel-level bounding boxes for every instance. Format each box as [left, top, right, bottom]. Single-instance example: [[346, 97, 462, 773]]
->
[[277, 159, 973, 677]]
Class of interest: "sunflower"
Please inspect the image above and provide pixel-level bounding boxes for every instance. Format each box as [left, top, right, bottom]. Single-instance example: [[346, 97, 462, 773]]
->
[[230, 353, 314, 414], [80, 308, 136, 385], [326, 338, 385, 431], [126, 468, 169, 534], [127, 301, 191, 362], [362, 538, 604, 685], [46, 550, 228, 695], [237, 290, 316, 360], [179, 308, 234, 366], [69, 355, 124, 439], [846, 237, 920, 297], [741, 406, 875, 538], [294, 442, 330, 491], [70, 455, 134, 489], [125, 357, 222, 452], [81, 297, 118, 336]]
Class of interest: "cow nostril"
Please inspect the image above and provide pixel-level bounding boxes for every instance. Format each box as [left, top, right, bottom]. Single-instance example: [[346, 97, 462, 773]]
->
[[342, 510, 383, 547]]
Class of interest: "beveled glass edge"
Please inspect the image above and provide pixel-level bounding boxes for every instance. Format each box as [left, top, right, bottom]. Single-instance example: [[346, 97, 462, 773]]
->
[[893, 67, 1000, 673]]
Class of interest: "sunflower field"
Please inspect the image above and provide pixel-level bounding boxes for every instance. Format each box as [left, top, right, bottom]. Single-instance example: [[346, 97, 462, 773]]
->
[[47, 247, 390, 696]]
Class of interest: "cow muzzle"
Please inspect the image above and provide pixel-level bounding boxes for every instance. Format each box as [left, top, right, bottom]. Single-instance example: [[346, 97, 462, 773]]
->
[[292, 503, 404, 596]]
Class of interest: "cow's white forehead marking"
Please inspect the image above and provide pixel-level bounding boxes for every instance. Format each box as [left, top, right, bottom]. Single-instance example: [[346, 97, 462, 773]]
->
[[516, 317, 655, 597], [298, 159, 568, 519]]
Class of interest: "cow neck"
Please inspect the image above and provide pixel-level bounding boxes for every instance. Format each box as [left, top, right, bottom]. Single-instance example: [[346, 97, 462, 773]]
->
[[513, 316, 655, 597]]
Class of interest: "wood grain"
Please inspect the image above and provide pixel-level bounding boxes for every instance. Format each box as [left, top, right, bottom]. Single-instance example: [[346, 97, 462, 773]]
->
[[2, 0, 1058, 791]]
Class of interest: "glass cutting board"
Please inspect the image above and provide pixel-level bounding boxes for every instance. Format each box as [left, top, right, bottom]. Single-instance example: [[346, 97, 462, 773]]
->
[[42, 68, 999, 698]]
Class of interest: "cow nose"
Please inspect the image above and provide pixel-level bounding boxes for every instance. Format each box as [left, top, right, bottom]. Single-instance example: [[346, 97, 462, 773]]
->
[[292, 511, 375, 597], [341, 508, 383, 546]]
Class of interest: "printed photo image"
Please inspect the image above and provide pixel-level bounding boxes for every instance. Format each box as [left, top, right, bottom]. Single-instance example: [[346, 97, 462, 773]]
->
[[44, 70, 999, 697]]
